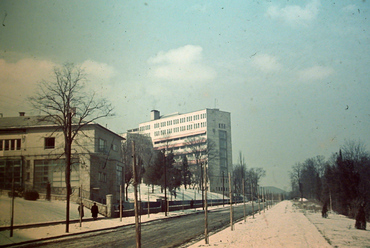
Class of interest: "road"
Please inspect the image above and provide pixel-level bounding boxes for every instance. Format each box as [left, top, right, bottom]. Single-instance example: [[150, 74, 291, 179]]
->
[[22, 203, 262, 248]]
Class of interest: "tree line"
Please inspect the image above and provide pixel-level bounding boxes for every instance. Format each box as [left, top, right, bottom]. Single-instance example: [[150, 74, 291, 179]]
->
[[289, 140, 370, 219]]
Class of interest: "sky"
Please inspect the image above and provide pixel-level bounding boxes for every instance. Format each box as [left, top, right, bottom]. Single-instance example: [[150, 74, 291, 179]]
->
[[1, 0, 369, 191]]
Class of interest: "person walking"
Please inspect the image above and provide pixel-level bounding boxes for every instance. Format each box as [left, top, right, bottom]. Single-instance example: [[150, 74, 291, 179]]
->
[[91, 202, 99, 220], [78, 204, 84, 219]]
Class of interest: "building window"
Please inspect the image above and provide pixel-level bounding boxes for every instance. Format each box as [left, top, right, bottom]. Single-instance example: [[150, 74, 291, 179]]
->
[[4, 140, 9, 151], [0, 140, 2, 150], [112, 144, 118, 151], [99, 173, 107, 182], [44, 137, 55, 149], [98, 138, 107, 153], [34, 159, 70, 188], [16, 139, 21, 150]]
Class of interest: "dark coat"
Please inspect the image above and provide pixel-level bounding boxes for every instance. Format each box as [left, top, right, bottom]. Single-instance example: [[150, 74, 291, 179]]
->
[[91, 204, 99, 218]]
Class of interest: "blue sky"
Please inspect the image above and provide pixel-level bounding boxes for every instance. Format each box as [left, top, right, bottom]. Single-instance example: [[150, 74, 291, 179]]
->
[[1, 0, 369, 191]]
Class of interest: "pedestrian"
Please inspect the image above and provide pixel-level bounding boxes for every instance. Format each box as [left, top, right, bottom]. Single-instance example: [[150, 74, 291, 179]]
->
[[322, 202, 328, 218], [355, 204, 366, 230], [46, 181, 51, 201], [190, 199, 194, 209], [91, 202, 99, 220], [78, 204, 84, 219]]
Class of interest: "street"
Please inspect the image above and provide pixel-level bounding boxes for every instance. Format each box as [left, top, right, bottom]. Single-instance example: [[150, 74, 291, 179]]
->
[[22, 204, 258, 248]]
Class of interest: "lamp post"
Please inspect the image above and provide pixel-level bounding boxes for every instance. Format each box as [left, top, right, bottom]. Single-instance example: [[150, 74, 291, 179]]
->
[[222, 171, 225, 207], [163, 149, 167, 216]]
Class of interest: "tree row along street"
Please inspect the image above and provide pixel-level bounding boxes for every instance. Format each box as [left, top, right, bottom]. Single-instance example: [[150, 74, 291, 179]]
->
[[20, 204, 259, 248]]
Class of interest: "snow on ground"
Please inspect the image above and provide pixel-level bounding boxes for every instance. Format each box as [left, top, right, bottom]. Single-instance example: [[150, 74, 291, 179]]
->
[[127, 184, 228, 202], [2, 189, 369, 247], [0, 201, 223, 246], [0, 185, 225, 226], [304, 206, 370, 247], [188, 200, 332, 248], [0, 196, 85, 226]]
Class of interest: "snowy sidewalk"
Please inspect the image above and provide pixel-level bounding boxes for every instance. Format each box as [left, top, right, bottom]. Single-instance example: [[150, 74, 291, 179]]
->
[[188, 200, 332, 248]]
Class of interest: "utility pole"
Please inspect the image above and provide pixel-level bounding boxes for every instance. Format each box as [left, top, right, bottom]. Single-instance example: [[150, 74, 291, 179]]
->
[[251, 180, 254, 218], [79, 185, 83, 227], [229, 172, 233, 231], [120, 184, 122, 222], [204, 162, 208, 244], [10, 161, 15, 237], [222, 171, 225, 207], [243, 180, 246, 222], [263, 187, 265, 213], [258, 186, 261, 214], [163, 149, 167, 216], [132, 141, 141, 248]]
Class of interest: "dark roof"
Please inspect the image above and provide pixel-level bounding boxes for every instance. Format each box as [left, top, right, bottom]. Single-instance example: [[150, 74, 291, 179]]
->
[[0, 116, 56, 129], [0, 115, 124, 140]]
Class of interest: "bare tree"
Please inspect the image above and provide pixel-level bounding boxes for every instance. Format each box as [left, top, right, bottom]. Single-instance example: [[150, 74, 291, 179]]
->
[[28, 63, 113, 233], [233, 152, 247, 196], [123, 133, 154, 200], [185, 136, 217, 209]]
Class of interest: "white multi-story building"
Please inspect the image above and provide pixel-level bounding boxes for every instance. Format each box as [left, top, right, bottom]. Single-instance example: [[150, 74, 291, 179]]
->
[[136, 108, 232, 194]]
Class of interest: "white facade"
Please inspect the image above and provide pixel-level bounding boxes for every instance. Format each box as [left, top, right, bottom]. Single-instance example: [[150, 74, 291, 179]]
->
[[136, 108, 232, 194], [0, 115, 124, 204]]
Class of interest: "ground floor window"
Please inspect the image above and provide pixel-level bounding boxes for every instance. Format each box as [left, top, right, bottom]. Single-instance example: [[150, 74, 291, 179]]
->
[[0, 159, 22, 189], [34, 159, 79, 190]]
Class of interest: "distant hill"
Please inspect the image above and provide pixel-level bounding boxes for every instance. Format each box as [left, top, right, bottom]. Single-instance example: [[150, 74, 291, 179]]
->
[[263, 186, 288, 195]]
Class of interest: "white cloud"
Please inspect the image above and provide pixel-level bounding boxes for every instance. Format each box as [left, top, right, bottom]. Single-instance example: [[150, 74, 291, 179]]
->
[[251, 54, 282, 72], [80, 60, 116, 82], [0, 57, 116, 116], [266, 0, 320, 26], [0, 58, 56, 97], [298, 65, 334, 81], [79, 60, 116, 95], [148, 45, 216, 82]]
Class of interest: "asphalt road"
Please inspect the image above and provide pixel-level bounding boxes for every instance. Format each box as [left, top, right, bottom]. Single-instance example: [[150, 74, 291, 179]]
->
[[22, 203, 263, 248]]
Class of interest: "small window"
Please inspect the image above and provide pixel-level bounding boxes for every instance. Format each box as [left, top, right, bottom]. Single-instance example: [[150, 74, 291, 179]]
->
[[112, 144, 118, 151], [16, 139, 21, 150], [0, 140, 3, 151], [44, 137, 55, 149], [11, 140, 15, 150], [98, 138, 107, 152], [4, 140, 9, 150]]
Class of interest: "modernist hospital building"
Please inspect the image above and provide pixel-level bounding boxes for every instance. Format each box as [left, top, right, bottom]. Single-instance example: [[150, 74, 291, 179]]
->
[[136, 108, 232, 194]]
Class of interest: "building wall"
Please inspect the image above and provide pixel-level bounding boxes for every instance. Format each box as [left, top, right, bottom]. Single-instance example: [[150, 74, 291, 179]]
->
[[136, 108, 232, 195], [0, 120, 124, 204]]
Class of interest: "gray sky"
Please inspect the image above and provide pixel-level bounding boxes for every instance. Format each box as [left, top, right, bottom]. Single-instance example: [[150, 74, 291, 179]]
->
[[1, 0, 369, 191]]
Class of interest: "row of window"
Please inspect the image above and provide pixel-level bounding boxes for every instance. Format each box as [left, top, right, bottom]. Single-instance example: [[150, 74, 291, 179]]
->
[[139, 125, 150, 131], [0, 137, 55, 151], [219, 123, 226, 129], [153, 122, 207, 137], [0, 139, 21, 151], [0, 137, 118, 152], [98, 138, 118, 153], [152, 113, 206, 129]]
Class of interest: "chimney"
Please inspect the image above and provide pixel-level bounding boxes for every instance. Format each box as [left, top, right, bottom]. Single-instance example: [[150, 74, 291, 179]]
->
[[151, 110, 160, 121], [19, 112, 25, 116]]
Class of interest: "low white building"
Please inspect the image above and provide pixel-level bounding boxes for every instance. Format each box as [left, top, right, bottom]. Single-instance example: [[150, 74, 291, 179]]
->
[[134, 108, 232, 195]]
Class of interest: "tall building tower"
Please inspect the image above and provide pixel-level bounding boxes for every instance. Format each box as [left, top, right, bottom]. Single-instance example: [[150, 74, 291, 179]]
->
[[135, 108, 232, 195]]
